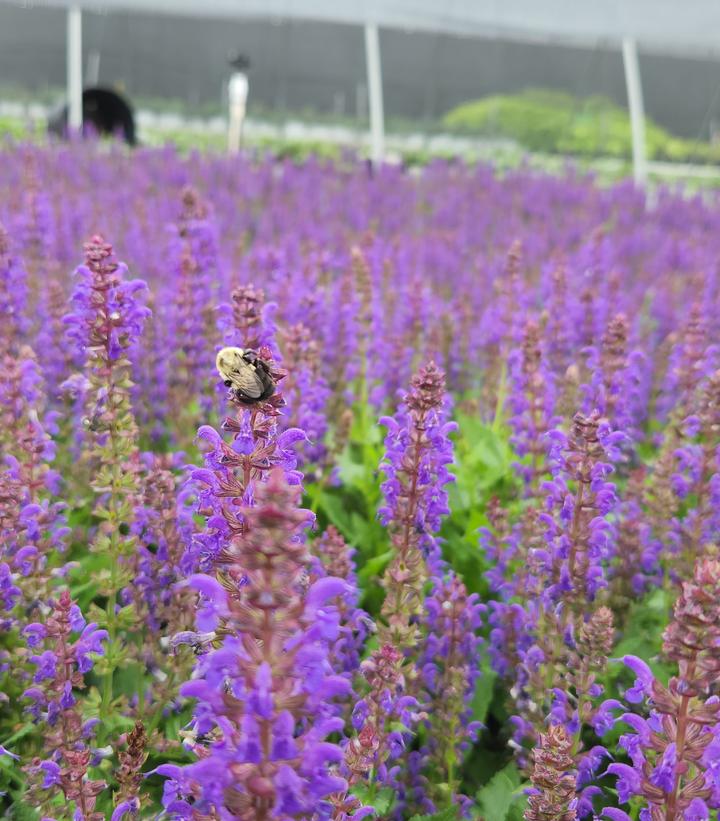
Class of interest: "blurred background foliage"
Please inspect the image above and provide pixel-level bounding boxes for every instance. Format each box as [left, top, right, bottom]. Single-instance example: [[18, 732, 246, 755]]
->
[[443, 88, 720, 164], [7, 84, 720, 178]]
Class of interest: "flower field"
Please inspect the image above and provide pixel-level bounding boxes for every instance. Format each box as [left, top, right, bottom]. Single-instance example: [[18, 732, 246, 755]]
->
[[1, 143, 720, 820]]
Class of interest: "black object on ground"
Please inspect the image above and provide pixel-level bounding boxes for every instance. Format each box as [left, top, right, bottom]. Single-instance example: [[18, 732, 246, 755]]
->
[[48, 87, 136, 145]]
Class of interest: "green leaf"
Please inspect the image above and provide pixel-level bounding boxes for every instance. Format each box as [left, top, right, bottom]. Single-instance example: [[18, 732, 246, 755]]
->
[[409, 808, 461, 821], [357, 549, 393, 583], [5, 794, 37, 821], [451, 414, 518, 506], [114, 661, 146, 699], [351, 784, 395, 814], [476, 762, 522, 821], [316, 490, 352, 534], [506, 793, 528, 821], [116, 603, 137, 629], [0, 723, 34, 762], [371, 787, 395, 815], [93, 505, 111, 520], [87, 602, 109, 624], [337, 448, 371, 484], [470, 662, 498, 725], [610, 587, 673, 680]]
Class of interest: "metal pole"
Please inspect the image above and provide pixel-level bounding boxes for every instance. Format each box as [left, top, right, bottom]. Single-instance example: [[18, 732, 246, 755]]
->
[[67, 6, 83, 132], [622, 37, 647, 186], [364, 22, 385, 164]]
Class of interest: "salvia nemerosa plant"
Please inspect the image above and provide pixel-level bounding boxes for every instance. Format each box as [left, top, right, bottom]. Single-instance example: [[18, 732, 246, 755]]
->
[[0, 348, 69, 617], [311, 525, 370, 683], [377, 361, 455, 648], [63, 234, 150, 720], [167, 186, 218, 427], [525, 725, 578, 821], [160, 469, 350, 818], [606, 557, 720, 821], [416, 572, 484, 812], [507, 318, 558, 492], [21, 589, 107, 818]]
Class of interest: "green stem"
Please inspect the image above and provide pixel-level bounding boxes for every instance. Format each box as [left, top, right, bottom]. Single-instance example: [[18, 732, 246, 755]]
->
[[492, 359, 508, 433], [365, 766, 377, 803], [358, 369, 376, 498], [665, 662, 695, 821], [144, 671, 177, 739], [100, 380, 125, 722], [446, 716, 459, 805]]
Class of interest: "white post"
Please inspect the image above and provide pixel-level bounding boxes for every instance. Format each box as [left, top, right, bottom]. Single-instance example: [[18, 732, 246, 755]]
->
[[67, 6, 83, 132], [622, 37, 647, 186], [227, 71, 249, 154], [364, 22, 385, 164]]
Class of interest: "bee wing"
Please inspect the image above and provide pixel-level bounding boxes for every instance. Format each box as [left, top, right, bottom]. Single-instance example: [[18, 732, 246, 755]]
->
[[229, 363, 265, 399]]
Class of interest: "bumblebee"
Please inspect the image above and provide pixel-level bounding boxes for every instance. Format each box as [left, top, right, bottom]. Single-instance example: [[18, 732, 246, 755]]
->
[[215, 346, 275, 405]]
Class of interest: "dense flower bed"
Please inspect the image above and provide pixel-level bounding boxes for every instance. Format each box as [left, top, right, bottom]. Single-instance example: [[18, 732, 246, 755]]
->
[[1, 143, 720, 820]]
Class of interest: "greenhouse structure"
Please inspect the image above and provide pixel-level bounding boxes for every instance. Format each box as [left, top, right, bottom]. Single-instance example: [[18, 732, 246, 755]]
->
[[6, 0, 720, 182]]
